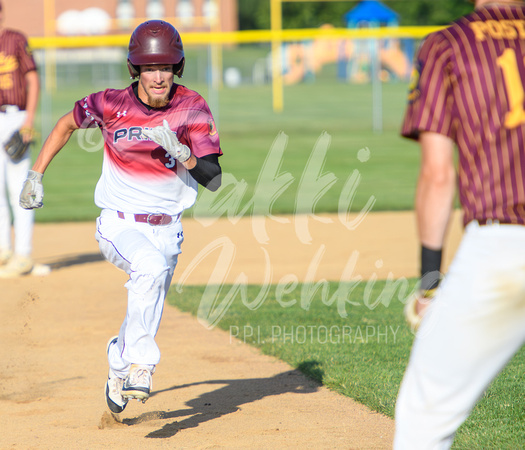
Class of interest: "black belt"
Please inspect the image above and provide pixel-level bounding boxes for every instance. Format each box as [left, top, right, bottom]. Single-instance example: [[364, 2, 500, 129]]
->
[[0, 105, 22, 113], [476, 219, 520, 226]]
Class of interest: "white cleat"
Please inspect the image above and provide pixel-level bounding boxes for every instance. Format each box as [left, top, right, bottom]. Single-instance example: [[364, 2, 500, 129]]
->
[[105, 336, 128, 413], [0, 255, 33, 278], [0, 249, 12, 266], [121, 364, 153, 402]]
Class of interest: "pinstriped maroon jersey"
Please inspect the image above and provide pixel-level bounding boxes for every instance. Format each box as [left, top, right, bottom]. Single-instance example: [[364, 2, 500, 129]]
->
[[402, 4, 525, 226], [0, 29, 37, 110]]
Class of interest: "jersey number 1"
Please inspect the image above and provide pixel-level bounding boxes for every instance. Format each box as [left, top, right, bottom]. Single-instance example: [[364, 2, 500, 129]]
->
[[497, 48, 525, 129]]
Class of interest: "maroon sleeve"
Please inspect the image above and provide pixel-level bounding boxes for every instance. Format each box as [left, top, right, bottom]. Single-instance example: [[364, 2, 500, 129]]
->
[[15, 34, 36, 75], [72, 91, 106, 129], [401, 32, 456, 142], [185, 97, 222, 158], [0, 30, 37, 109]]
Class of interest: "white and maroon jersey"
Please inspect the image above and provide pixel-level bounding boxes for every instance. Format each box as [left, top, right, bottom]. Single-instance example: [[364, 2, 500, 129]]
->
[[72, 82, 222, 215]]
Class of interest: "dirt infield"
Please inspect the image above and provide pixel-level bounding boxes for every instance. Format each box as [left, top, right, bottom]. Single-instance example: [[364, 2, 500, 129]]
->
[[0, 211, 463, 449]]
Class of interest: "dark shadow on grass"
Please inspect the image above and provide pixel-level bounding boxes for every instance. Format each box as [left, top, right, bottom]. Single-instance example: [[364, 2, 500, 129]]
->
[[42, 253, 104, 270], [297, 360, 324, 384], [122, 365, 322, 439]]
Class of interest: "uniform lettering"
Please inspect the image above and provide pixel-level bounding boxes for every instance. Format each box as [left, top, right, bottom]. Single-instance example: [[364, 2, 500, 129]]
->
[[0, 73, 13, 89], [471, 19, 525, 41], [0, 52, 18, 74], [128, 127, 142, 141], [114, 128, 127, 142], [515, 20, 525, 39], [113, 127, 150, 143], [501, 20, 518, 40], [487, 21, 503, 39]]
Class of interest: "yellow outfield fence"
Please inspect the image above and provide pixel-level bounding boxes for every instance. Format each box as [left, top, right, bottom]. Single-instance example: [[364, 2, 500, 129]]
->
[[28, 26, 444, 49], [29, 26, 442, 118]]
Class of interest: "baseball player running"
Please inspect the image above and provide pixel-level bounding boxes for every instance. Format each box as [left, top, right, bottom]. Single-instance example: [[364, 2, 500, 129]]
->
[[395, 0, 525, 448], [0, 0, 40, 277], [19, 20, 222, 414]]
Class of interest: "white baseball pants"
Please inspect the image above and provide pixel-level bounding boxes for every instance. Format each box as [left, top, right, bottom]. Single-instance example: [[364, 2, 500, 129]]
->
[[96, 209, 184, 378], [394, 221, 525, 449], [0, 109, 34, 257]]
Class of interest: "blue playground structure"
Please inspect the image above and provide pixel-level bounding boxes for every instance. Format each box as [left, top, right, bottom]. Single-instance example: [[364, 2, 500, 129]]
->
[[338, 0, 415, 83]]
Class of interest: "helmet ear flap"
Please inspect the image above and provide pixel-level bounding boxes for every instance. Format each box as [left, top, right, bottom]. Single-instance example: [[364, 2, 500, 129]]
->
[[127, 60, 140, 79], [175, 58, 185, 78]]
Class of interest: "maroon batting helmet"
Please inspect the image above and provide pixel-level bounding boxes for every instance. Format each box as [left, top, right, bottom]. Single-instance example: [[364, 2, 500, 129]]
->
[[127, 20, 185, 79]]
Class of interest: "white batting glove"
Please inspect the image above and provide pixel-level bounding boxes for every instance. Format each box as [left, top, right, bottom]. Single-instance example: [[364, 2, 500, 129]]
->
[[20, 170, 44, 209], [142, 119, 191, 163]]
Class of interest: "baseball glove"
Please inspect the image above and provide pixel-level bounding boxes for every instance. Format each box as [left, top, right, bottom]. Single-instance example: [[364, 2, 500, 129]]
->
[[4, 129, 31, 162], [404, 288, 437, 332]]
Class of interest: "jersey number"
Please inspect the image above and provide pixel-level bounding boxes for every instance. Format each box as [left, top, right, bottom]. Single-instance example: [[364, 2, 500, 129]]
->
[[165, 152, 176, 169], [0, 74, 13, 90], [497, 48, 525, 129]]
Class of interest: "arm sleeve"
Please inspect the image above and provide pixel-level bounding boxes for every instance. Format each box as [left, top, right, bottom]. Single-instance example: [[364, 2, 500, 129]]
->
[[184, 97, 222, 158], [189, 154, 222, 191], [72, 91, 106, 129]]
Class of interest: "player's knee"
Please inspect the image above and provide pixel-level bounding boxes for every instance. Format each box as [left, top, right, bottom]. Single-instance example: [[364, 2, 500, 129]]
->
[[128, 254, 170, 292], [135, 253, 169, 278]]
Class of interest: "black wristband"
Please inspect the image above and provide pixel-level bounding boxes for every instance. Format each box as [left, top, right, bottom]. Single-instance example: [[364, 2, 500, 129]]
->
[[420, 245, 442, 291]]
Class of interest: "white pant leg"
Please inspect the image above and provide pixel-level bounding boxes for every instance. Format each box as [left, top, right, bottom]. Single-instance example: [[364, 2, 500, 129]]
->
[[7, 154, 33, 256], [96, 211, 183, 378], [0, 110, 33, 256], [0, 150, 11, 252], [394, 222, 525, 450]]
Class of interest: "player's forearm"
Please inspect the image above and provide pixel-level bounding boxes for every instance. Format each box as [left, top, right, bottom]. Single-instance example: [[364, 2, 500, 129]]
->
[[181, 153, 197, 170], [415, 133, 455, 292], [188, 154, 222, 191], [32, 111, 78, 174], [23, 70, 40, 128], [416, 174, 455, 249], [416, 132, 456, 250]]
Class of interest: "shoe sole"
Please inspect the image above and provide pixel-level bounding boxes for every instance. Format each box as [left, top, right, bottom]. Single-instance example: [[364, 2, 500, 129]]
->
[[121, 388, 150, 402], [0, 268, 33, 278]]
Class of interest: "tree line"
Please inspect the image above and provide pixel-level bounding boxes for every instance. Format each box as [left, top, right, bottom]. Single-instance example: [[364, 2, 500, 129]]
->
[[239, 0, 474, 30]]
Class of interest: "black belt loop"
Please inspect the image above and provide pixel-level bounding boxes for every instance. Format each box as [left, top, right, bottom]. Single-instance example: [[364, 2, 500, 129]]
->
[[475, 219, 523, 226], [477, 219, 500, 226], [0, 105, 21, 113]]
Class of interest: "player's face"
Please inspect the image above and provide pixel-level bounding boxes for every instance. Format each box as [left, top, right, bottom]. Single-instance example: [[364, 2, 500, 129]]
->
[[138, 64, 174, 108]]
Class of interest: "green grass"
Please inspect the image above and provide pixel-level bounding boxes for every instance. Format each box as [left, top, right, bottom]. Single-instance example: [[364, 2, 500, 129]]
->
[[31, 76, 417, 222], [167, 281, 525, 448], [207, 81, 418, 216]]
